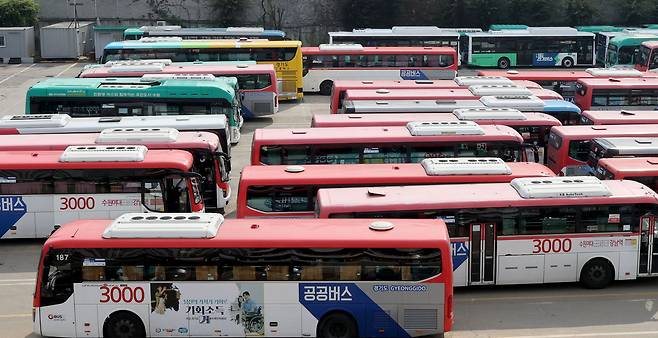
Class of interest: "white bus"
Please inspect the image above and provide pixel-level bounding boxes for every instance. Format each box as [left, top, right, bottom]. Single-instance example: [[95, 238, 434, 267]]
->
[[302, 44, 458, 94], [33, 214, 453, 337], [0, 146, 204, 239], [317, 176, 658, 289]]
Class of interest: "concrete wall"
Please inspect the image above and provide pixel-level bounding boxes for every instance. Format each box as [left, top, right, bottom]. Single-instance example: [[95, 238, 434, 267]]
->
[[36, 0, 343, 45]]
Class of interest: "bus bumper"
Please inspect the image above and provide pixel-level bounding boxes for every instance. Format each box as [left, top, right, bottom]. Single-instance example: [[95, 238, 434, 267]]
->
[[32, 307, 41, 336]]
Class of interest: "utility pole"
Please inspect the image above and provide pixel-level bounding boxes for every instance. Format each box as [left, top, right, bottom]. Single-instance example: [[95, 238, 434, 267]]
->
[[68, 0, 83, 29]]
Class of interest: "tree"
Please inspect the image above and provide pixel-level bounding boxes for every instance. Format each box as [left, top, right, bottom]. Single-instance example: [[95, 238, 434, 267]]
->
[[0, 0, 38, 27], [564, 0, 596, 26], [341, 0, 399, 29], [209, 0, 241, 26], [505, 0, 553, 26], [261, 0, 285, 30], [619, 0, 653, 25]]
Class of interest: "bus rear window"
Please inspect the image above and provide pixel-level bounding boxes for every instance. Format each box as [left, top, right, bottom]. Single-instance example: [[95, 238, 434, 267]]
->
[[246, 186, 313, 212], [568, 140, 591, 162], [548, 132, 563, 149]]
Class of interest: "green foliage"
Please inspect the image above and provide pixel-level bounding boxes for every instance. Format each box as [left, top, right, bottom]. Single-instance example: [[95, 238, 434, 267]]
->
[[564, 0, 596, 26], [0, 0, 38, 27], [619, 0, 653, 25], [342, 0, 400, 29], [209, 0, 241, 26]]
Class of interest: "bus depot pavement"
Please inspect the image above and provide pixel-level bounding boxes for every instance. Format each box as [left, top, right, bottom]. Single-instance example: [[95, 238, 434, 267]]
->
[[3, 63, 658, 338]]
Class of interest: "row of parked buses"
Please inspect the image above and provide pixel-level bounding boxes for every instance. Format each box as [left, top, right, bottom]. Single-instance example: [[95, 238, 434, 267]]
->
[[24, 24, 658, 338]]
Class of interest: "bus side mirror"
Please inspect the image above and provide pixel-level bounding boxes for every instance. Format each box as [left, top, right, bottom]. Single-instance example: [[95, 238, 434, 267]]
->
[[50, 224, 61, 236]]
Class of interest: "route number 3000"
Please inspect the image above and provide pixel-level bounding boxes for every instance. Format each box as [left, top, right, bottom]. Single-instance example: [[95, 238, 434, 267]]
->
[[532, 238, 572, 253], [60, 196, 95, 210], [99, 285, 145, 303]]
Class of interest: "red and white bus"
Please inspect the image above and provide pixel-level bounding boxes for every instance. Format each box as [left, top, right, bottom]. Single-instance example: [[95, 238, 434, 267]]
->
[[575, 77, 658, 111], [316, 176, 658, 288], [0, 114, 231, 213], [547, 124, 658, 175], [0, 129, 229, 214], [595, 157, 658, 192], [580, 110, 658, 125], [0, 147, 204, 239], [252, 122, 530, 165], [329, 78, 543, 113], [33, 214, 453, 337], [238, 158, 554, 218], [588, 137, 658, 169], [340, 86, 563, 112], [478, 68, 647, 102], [302, 44, 458, 94], [79, 62, 279, 118], [312, 109, 561, 163], [636, 41, 658, 71]]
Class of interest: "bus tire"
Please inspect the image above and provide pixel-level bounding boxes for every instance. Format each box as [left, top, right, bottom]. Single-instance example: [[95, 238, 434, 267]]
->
[[317, 312, 358, 338], [497, 57, 510, 69], [103, 311, 145, 338], [319, 80, 334, 96], [562, 57, 574, 68], [580, 258, 614, 289]]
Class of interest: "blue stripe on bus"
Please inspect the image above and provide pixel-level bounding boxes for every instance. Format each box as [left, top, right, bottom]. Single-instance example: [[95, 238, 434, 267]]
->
[[299, 283, 411, 338], [0, 196, 28, 237]]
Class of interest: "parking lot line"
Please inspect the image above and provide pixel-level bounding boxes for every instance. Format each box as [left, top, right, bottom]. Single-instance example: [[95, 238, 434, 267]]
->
[[504, 331, 658, 338], [0, 64, 36, 85]]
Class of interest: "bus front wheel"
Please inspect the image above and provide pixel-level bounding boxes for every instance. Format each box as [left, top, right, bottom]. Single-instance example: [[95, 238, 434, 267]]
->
[[497, 57, 510, 69], [103, 311, 145, 338], [562, 57, 574, 68], [317, 312, 358, 338], [319, 80, 334, 96], [580, 258, 614, 289]]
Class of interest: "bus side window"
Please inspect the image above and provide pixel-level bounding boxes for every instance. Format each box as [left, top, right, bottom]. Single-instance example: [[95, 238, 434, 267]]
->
[[142, 180, 165, 212]]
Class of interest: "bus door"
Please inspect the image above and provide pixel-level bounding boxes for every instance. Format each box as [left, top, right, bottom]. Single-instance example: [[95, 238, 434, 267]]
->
[[469, 223, 496, 285], [638, 215, 658, 276]]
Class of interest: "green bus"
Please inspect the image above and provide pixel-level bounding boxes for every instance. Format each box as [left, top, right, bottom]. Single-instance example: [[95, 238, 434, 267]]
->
[[466, 27, 595, 69], [606, 34, 658, 67], [576, 26, 624, 33], [25, 76, 243, 145]]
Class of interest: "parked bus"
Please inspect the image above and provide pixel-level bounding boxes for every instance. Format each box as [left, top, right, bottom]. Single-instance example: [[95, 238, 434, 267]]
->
[[0, 147, 204, 239], [635, 40, 658, 71], [313, 109, 560, 163], [101, 39, 303, 100], [79, 61, 279, 118], [547, 124, 658, 175], [0, 114, 231, 212], [580, 110, 658, 125], [329, 78, 542, 113], [238, 158, 554, 218], [595, 157, 658, 193], [33, 214, 453, 338], [328, 26, 460, 47], [123, 26, 287, 40], [466, 27, 596, 68], [477, 68, 646, 102], [574, 77, 658, 111], [588, 137, 658, 169], [606, 34, 658, 67], [315, 176, 658, 288], [252, 122, 530, 165], [341, 87, 563, 108], [25, 77, 243, 144], [0, 129, 229, 214], [301, 45, 458, 94], [341, 96, 582, 126]]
